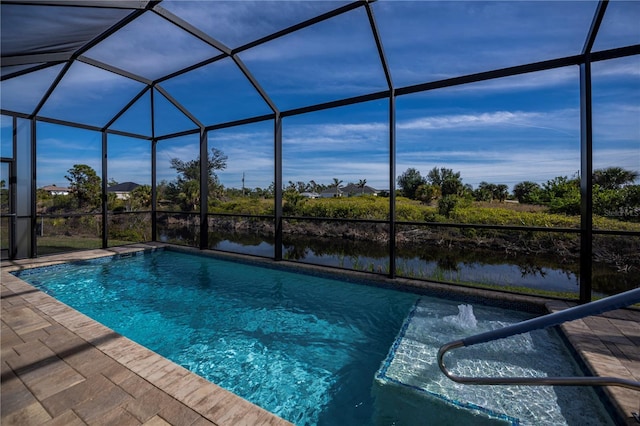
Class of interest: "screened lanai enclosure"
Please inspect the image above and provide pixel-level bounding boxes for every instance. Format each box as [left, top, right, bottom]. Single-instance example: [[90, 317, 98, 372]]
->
[[1, 0, 639, 303]]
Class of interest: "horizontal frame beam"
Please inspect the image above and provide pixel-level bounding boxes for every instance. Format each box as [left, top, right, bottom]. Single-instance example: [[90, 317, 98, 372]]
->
[[1, 0, 150, 9]]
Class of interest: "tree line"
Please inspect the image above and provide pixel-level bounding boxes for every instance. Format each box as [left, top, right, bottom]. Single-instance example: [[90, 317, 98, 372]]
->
[[397, 166, 639, 218], [37, 149, 639, 222]]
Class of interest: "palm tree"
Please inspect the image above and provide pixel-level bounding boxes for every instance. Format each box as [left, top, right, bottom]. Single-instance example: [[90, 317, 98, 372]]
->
[[593, 167, 639, 190], [332, 178, 343, 197], [513, 181, 541, 204], [357, 179, 367, 195], [130, 185, 151, 210]]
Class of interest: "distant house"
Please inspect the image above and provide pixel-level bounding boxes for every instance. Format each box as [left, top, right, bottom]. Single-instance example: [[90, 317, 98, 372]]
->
[[319, 184, 379, 198], [320, 187, 344, 198], [300, 192, 320, 199], [107, 182, 140, 200], [340, 183, 379, 197], [40, 185, 70, 196]]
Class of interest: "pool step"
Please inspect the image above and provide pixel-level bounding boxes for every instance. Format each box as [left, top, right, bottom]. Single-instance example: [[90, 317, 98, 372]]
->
[[373, 299, 516, 425]]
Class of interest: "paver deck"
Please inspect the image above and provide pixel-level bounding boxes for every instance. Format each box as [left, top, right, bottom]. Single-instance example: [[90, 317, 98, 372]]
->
[[2, 243, 638, 425]]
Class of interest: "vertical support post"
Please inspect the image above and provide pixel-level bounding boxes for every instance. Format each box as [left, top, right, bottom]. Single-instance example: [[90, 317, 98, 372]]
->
[[579, 60, 593, 304], [274, 114, 283, 260], [30, 118, 37, 258], [11, 117, 17, 259], [102, 132, 108, 248], [365, 1, 395, 277], [389, 93, 396, 278], [14, 117, 35, 259], [151, 139, 157, 242], [199, 127, 208, 250], [151, 88, 157, 242]]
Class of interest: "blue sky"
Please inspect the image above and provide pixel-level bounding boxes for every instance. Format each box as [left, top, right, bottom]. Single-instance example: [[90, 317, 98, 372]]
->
[[1, 0, 638, 192]]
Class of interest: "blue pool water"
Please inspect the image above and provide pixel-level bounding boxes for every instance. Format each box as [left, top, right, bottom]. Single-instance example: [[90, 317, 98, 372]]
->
[[14, 250, 613, 425]]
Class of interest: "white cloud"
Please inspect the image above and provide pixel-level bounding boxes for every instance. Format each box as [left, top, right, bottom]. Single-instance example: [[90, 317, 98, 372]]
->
[[65, 61, 132, 87], [107, 158, 152, 186], [35, 130, 102, 187], [208, 129, 273, 146], [157, 142, 199, 163], [38, 136, 101, 153], [593, 1, 640, 51], [397, 108, 580, 141], [593, 148, 640, 173], [592, 58, 640, 79], [374, 1, 596, 87], [221, 145, 273, 172], [593, 103, 640, 143], [1, 115, 13, 131], [106, 139, 152, 185], [455, 67, 578, 94], [283, 121, 387, 155], [0, 65, 64, 114], [398, 111, 542, 130], [235, 8, 387, 102], [83, 11, 220, 80], [36, 156, 102, 188], [31, 63, 146, 126], [316, 123, 387, 135], [209, 127, 274, 185], [161, 1, 346, 49]]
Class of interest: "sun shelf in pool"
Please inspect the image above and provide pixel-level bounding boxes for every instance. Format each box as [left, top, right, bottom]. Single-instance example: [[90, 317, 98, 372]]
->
[[375, 300, 614, 425]]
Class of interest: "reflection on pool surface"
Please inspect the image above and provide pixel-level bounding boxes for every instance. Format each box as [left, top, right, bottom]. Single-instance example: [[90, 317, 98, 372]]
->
[[14, 249, 613, 425]]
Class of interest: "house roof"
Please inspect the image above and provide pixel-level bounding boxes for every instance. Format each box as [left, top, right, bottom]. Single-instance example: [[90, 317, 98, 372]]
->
[[320, 187, 343, 195], [107, 182, 140, 192], [341, 183, 378, 194], [40, 185, 70, 192]]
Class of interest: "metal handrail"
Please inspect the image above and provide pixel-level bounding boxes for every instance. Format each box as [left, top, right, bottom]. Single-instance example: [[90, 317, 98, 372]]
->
[[437, 287, 640, 390]]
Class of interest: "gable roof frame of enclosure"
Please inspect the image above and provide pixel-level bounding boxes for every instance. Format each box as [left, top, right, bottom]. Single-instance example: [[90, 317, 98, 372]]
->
[[2, 0, 640, 303]]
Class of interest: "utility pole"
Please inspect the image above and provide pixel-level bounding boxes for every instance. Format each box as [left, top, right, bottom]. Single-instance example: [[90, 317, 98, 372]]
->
[[242, 172, 245, 196]]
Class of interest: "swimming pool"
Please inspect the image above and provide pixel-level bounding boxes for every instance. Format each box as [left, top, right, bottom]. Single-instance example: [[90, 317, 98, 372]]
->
[[13, 249, 613, 425]]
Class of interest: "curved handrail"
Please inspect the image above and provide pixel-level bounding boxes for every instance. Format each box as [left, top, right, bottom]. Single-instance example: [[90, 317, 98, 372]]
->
[[437, 287, 640, 390]]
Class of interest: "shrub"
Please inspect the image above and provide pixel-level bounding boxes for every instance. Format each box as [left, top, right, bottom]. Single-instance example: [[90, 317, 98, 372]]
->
[[415, 184, 441, 204], [548, 192, 580, 215], [438, 195, 459, 217], [210, 198, 273, 215]]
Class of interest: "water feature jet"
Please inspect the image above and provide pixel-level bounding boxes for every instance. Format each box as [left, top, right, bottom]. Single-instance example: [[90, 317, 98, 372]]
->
[[443, 304, 478, 329]]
